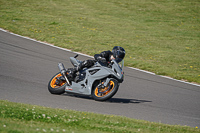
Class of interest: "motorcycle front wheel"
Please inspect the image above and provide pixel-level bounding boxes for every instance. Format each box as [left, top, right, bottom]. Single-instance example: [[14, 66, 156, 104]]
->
[[48, 72, 67, 94], [92, 78, 119, 101]]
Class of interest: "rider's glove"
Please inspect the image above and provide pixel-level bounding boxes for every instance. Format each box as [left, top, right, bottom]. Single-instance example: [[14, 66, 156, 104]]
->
[[97, 57, 107, 64]]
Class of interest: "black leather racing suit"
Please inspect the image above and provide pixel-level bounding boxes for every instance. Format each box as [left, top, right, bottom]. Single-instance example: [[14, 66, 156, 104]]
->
[[67, 50, 113, 80], [94, 50, 113, 65], [78, 50, 113, 70]]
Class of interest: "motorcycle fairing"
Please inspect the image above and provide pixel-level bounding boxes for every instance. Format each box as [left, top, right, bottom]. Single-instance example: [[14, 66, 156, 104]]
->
[[65, 59, 123, 95]]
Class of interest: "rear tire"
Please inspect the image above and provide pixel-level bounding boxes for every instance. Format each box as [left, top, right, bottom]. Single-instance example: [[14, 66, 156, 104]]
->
[[48, 72, 67, 95], [92, 78, 119, 101]]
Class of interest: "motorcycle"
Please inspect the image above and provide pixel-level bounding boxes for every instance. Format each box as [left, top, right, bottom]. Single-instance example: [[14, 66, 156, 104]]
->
[[48, 54, 124, 101]]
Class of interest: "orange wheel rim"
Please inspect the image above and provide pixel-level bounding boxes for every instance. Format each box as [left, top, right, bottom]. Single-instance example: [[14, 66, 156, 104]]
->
[[94, 81, 114, 97], [50, 73, 66, 88]]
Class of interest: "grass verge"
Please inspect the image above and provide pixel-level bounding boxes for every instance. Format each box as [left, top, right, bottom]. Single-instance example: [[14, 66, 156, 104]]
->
[[0, 0, 199, 83], [0, 100, 199, 133]]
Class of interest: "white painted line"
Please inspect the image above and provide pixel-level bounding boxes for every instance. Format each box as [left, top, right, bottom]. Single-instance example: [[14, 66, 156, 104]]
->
[[0, 28, 199, 87], [127, 67, 156, 75]]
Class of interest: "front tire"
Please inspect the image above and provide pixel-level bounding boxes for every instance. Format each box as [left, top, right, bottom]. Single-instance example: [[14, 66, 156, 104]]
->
[[92, 78, 119, 101], [48, 72, 67, 94]]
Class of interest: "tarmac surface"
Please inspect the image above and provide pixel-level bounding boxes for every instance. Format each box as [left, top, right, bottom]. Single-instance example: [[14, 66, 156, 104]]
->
[[0, 29, 200, 127]]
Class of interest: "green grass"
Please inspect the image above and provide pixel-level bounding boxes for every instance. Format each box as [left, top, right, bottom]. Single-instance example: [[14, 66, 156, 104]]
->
[[0, 0, 200, 83], [0, 100, 199, 133]]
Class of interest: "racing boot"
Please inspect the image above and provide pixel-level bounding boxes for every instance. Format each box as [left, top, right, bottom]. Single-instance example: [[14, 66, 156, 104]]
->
[[68, 60, 95, 79], [66, 68, 77, 81]]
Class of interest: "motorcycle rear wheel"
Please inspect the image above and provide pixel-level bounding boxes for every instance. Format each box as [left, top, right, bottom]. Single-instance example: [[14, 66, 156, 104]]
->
[[92, 78, 119, 101], [48, 72, 67, 94]]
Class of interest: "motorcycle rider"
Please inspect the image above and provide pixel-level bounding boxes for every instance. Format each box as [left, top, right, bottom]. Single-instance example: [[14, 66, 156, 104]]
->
[[68, 46, 125, 80]]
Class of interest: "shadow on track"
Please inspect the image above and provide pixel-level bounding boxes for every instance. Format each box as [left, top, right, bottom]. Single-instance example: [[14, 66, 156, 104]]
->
[[62, 93, 152, 104], [107, 98, 152, 104]]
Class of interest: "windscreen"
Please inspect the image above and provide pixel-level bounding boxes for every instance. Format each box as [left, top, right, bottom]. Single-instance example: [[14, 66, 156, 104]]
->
[[118, 60, 124, 70]]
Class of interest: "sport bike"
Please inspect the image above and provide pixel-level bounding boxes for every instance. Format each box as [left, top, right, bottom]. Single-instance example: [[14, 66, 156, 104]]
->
[[48, 54, 124, 101]]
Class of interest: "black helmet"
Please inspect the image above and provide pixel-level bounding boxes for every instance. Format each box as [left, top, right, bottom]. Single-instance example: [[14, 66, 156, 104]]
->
[[112, 46, 125, 63]]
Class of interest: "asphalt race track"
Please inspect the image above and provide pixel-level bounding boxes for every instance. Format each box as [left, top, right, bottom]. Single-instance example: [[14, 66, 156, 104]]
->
[[0, 29, 200, 127]]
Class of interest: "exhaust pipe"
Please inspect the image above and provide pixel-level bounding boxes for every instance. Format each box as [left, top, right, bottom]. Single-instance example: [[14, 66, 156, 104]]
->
[[58, 63, 71, 86]]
